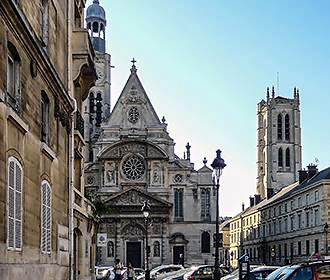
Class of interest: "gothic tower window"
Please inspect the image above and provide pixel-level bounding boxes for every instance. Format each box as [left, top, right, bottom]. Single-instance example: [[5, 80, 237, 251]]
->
[[174, 189, 183, 218], [277, 114, 282, 140], [201, 189, 211, 218], [285, 114, 290, 141], [153, 241, 160, 257], [278, 148, 283, 167], [107, 241, 114, 257], [41, 91, 50, 145], [41, 180, 52, 254], [285, 148, 290, 167], [201, 232, 210, 253], [7, 157, 23, 250]]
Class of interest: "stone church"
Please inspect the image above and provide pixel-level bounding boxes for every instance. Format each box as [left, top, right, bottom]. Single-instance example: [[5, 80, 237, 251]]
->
[[84, 61, 217, 267]]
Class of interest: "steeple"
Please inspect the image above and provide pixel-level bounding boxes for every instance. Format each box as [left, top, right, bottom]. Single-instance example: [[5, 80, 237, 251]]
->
[[86, 0, 107, 53]]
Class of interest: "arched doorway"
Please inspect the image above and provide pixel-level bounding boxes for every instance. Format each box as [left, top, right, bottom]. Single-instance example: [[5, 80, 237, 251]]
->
[[73, 228, 83, 280]]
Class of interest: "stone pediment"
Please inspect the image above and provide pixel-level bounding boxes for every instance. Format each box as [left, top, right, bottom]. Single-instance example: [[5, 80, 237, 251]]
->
[[98, 140, 168, 160], [104, 187, 172, 208]]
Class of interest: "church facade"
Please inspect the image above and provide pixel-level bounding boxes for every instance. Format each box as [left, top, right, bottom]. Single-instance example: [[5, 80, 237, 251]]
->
[[85, 63, 217, 267]]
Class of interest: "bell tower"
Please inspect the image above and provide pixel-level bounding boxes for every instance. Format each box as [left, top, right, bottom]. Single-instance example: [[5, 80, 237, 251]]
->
[[86, 0, 106, 53], [256, 87, 302, 198]]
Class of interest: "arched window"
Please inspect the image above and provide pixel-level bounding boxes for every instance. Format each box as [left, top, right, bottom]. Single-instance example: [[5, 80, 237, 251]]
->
[[201, 232, 210, 253], [174, 189, 183, 218], [41, 0, 49, 46], [7, 157, 23, 250], [92, 22, 99, 37], [100, 24, 105, 39], [201, 189, 211, 218], [107, 241, 114, 257], [285, 114, 290, 141], [41, 180, 52, 254], [285, 148, 290, 167], [278, 148, 283, 167], [277, 114, 282, 140], [153, 241, 160, 257], [7, 42, 21, 111], [41, 91, 50, 144]]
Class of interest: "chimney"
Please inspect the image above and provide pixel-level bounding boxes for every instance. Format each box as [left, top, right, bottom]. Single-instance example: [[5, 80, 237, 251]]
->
[[267, 188, 274, 199], [254, 194, 261, 205], [249, 196, 255, 207], [299, 169, 308, 183], [242, 203, 245, 212], [307, 164, 318, 179]]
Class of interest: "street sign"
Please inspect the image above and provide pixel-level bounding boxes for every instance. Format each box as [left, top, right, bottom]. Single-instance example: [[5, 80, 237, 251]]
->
[[239, 253, 250, 280], [97, 233, 107, 247]]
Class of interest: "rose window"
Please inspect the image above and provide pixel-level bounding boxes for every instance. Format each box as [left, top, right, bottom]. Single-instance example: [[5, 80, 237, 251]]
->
[[128, 107, 140, 123], [122, 155, 145, 180]]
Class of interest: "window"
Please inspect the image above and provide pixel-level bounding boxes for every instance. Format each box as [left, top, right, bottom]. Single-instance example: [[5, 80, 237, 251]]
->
[[174, 189, 183, 218], [315, 190, 319, 201], [284, 243, 287, 258], [7, 157, 23, 250], [284, 218, 288, 232], [315, 209, 320, 226], [278, 148, 283, 167], [298, 197, 302, 207], [41, 91, 50, 145], [153, 241, 160, 257], [290, 216, 294, 231], [290, 242, 294, 258], [306, 211, 310, 227], [306, 240, 310, 255], [7, 42, 21, 111], [306, 194, 309, 205], [107, 241, 114, 257], [315, 239, 319, 254], [298, 241, 302, 255], [285, 114, 290, 141], [286, 148, 290, 167], [201, 189, 210, 218], [41, 0, 49, 46], [41, 180, 51, 254], [201, 232, 210, 253], [290, 200, 294, 210], [298, 214, 301, 229], [277, 114, 282, 140], [285, 203, 288, 212]]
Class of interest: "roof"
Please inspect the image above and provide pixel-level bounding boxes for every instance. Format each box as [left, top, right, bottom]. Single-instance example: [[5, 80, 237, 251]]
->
[[86, 0, 106, 21], [263, 166, 330, 208]]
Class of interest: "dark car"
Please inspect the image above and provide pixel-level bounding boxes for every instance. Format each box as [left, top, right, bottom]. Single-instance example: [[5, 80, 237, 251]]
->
[[265, 261, 330, 280]]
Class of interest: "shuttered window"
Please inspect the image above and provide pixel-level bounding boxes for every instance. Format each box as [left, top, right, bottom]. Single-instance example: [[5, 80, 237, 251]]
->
[[7, 157, 23, 250], [41, 180, 52, 254]]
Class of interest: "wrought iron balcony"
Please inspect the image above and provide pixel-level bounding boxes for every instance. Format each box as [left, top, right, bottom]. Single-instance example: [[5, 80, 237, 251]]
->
[[75, 110, 84, 137]]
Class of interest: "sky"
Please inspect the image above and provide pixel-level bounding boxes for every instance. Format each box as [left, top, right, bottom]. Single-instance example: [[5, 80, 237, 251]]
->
[[86, 0, 330, 217]]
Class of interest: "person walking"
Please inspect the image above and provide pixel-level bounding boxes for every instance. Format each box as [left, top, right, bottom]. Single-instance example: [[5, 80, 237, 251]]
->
[[127, 263, 136, 280], [114, 259, 123, 280]]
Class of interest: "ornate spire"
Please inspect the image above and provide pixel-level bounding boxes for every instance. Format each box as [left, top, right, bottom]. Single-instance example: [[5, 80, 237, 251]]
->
[[266, 87, 270, 101], [130, 58, 137, 73], [272, 86, 275, 98], [203, 157, 207, 166]]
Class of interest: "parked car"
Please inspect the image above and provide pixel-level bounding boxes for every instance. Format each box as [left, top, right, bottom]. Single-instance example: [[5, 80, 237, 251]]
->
[[265, 260, 330, 280], [122, 268, 145, 280], [265, 266, 290, 280], [136, 265, 184, 280], [183, 265, 230, 280], [161, 268, 194, 280], [221, 266, 279, 280], [95, 266, 113, 280]]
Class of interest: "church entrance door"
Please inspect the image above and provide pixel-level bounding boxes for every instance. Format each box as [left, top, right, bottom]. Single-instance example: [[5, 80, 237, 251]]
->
[[173, 246, 184, 265], [127, 242, 142, 268]]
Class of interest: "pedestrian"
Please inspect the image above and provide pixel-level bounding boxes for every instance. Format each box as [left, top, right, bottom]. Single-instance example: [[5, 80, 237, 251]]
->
[[127, 263, 136, 280], [114, 259, 123, 280]]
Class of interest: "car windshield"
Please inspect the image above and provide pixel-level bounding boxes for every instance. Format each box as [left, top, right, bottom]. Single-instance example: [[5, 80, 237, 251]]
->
[[266, 267, 296, 280]]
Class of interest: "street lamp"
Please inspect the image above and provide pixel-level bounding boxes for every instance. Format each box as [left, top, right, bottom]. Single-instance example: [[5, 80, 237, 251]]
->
[[324, 223, 329, 256], [142, 200, 151, 280], [211, 149, 226, 280]]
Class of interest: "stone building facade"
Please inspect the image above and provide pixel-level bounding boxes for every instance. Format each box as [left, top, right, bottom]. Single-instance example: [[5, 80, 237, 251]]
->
[[85, 63, 217, 268], [256, 87, 302, 198], [0, 0, 98, 279]]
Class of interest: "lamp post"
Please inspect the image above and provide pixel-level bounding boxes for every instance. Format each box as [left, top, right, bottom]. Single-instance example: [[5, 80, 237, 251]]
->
[[211, 149, 226, 280], [324, 223, 329, 256], [142, 200, 151, 280]]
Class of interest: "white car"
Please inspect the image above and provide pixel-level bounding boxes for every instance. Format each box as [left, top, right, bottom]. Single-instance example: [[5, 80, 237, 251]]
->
[[137, 265, 184, 280], [95, 266, 113, 280]]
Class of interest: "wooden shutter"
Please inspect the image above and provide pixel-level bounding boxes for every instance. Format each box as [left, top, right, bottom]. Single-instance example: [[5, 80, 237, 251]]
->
[[7, 158, 22, 250], [46, 184, 51, 253], [41, 182, 51, 254], [8, 160, 15, 248], [15, 163, 22, 249]]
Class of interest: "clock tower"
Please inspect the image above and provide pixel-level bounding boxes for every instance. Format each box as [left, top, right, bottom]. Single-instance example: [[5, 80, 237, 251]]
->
[[85, 0, 112, 162]]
